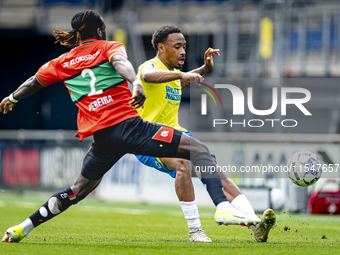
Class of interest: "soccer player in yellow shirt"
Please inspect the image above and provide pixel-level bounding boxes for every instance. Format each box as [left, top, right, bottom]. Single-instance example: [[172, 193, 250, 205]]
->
[[135, 25, 276, 242]]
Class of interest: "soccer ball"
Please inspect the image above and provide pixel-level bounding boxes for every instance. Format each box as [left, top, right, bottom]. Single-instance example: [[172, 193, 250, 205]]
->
[[287, 151, 322, 187]]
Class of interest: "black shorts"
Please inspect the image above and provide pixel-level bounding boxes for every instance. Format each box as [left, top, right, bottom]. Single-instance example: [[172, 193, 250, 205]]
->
[[81, 117, 182, 180]]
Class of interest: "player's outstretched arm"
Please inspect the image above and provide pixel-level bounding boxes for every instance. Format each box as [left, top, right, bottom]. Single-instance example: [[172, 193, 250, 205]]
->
[[181, 48, 220, 89], [0, 76, 42, 114], [111, 55, 146, 109], [140, 69, 203, 85]]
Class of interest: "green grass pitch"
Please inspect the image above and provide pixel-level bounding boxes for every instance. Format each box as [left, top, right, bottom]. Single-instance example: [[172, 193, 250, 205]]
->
[[1, 192, 340, 254]]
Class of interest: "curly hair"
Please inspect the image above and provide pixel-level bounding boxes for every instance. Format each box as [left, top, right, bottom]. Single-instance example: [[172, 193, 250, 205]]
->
[[151, 25, 182, 51], [53, 10, 103, 47]]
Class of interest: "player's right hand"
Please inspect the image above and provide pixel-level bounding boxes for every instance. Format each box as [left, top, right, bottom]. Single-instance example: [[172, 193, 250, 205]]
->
[[180, 72, 204, 83], [0, 97, 16, 114], [204, 48, 220, 70], [130, 84, 146, 109]]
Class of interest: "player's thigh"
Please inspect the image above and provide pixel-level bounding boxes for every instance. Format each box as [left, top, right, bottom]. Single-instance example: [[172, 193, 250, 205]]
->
[[160, 157, 192, 174], [123, 118, 183, 157], [81, 146, 124, 181]]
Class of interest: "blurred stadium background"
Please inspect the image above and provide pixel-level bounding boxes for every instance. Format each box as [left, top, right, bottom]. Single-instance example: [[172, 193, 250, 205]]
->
[[1, 0, 340, 215]]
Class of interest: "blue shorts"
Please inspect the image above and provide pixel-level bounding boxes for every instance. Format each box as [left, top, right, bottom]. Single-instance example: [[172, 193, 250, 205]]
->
[[135, 130, 202, 179]]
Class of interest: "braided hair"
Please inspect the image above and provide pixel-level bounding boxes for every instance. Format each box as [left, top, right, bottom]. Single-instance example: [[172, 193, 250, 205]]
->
[[53, 10, 104, 47]]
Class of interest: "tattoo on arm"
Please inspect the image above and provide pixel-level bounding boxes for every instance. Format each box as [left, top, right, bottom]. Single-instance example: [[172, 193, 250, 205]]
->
[[190, 66, 205, 76], [180, 79, 191, 90]]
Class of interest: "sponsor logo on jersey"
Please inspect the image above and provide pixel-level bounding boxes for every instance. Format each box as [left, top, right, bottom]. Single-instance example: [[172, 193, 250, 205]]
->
[[63, 49, 102, 68], [152, 126, 174, 143], [161, 130, 169, 137], [88, 95, 114, 111], [42, 61, 50, 69], [155, 160, 162, 169], [165, 85, 181, 101]]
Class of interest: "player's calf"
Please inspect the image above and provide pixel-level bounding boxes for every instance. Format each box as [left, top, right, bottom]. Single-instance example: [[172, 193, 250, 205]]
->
[[3, 187, 81, 243], [29, 187, 80, 228]]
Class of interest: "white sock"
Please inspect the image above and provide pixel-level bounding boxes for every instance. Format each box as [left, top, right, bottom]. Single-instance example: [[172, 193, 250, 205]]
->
[[19, 218, 34, 236], [231, 194, 258, 219], [180, 201, 201, 229], [216, 201, 234, 211]]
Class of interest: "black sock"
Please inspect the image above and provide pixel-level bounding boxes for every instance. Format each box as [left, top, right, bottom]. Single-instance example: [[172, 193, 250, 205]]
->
[[193, 152, 228, 206], [29, 187, 78, 227]]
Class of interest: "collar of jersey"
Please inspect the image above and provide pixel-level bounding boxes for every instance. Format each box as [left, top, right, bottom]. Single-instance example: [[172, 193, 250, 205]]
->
[[80, 39, 98, 45], [154, 56, 179, 72]]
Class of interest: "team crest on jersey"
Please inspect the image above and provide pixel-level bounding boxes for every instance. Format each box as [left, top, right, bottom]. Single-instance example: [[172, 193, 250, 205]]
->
[[144, 63, 155, 69], [152, 126, 174, 143], [155, 160, 162, 169]]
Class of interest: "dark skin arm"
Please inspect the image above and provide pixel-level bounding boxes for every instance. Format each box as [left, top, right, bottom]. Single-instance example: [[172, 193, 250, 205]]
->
[[140, 69, 203, 84], [139, 49, 220, 88], [0, 76, 42, 114], [110, 54, 146, 109], [180, 48, 220, 89]]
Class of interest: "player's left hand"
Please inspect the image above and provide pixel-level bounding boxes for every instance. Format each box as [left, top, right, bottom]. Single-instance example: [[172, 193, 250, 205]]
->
[[204, 48, 220, 70], [130, 84, 146, 109], [0, 97, 16, 114]]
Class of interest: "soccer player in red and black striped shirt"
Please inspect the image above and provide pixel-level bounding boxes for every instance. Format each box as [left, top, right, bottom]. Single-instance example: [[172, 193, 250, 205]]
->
[[1, 10, 258, 243]]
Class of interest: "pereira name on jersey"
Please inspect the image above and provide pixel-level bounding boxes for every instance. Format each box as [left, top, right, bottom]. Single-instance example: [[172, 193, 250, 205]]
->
[[88, 95, 113, 112], [35, 39, 139, 140]]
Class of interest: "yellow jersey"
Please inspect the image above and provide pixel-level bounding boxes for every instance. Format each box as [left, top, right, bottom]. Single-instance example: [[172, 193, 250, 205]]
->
[[136, 57, 186, 131]]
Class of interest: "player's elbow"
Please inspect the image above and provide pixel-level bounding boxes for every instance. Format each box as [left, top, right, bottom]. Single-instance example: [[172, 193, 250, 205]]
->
[[140, 71, 152, 83]]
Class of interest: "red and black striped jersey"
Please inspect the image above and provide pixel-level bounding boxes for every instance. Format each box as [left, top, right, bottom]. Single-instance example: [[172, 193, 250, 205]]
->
[[35, 39, 139, 140]]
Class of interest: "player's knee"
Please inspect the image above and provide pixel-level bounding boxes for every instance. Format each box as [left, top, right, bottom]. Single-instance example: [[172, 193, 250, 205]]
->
[[70, 175, 101, 201], [196, 142, 209, 154], [175, 159, 191, 175], [189, 138, 208, 155]]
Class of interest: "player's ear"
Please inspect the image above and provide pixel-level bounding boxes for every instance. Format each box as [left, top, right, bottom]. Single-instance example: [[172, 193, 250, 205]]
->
[[97, 28, 102, 39], [158, 43, 165, 53]]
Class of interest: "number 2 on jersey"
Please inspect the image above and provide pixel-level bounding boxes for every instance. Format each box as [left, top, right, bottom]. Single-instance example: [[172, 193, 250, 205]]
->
[[81, 68, 103, 96]]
